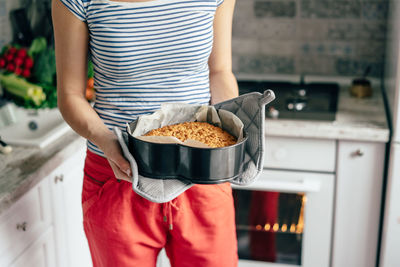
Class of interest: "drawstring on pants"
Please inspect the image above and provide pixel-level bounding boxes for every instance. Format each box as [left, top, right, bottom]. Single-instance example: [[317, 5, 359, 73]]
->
[[162, 200, 179, 230]]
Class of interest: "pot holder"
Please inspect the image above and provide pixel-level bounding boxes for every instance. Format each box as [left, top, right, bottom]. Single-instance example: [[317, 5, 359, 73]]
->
[[114, 90, 275, 203]]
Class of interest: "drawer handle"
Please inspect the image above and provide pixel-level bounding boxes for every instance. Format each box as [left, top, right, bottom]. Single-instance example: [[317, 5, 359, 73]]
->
[[54, 174, 64, 183], [16, 222, 27, 231], [352, 149, 364, 157]]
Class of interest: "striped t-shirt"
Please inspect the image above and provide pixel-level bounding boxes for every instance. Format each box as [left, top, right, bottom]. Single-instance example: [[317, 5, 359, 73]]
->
[[59, 0, 224, 156]]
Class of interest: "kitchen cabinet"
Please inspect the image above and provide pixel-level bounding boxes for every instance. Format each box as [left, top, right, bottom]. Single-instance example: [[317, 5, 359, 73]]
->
[[332, 140, 386, 267], [0, 176, 54, 267], [50, 145, 92, 267], [10, 227, 56, 267], [0, 141, 91, 267]]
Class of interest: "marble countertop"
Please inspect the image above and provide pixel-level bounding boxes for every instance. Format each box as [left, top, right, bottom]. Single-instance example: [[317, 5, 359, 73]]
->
[[0, 77, 390, 214], [0, 130, 85, 215]]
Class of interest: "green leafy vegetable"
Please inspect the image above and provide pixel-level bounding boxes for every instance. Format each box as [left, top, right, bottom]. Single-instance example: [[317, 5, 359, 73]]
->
[[87, 58, 94, 78], [28, 37, 47, 58], [39, 83, 57, 108], [32, 48, 56, 85]]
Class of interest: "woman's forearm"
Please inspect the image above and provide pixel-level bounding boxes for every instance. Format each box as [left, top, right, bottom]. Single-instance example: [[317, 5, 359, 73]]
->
[[209, 70, 238, 104], [58, 92, 115, 151]]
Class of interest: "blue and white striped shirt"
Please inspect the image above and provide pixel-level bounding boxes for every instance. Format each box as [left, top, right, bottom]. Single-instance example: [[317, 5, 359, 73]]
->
[[59, 0, 223, 156]]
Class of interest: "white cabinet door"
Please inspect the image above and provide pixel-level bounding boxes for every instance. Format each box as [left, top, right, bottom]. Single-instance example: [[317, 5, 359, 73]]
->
[[10, 227, 56, 267], [0, 177, 52, 267], [51, 146, 92, 267], [332, 141, 386, 267]]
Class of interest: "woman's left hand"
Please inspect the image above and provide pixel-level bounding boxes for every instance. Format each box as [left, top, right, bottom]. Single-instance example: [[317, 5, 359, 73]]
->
[[99, 132, 132, 183]]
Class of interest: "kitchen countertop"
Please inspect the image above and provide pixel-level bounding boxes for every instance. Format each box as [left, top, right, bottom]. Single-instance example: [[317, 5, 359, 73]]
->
[[0, 130, 85, 215], [0, 78, 390, 214], [265, 86, 390, 142]]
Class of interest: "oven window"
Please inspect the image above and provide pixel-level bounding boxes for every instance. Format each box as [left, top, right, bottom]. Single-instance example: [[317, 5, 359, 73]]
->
[[233, 189, 306, 265]]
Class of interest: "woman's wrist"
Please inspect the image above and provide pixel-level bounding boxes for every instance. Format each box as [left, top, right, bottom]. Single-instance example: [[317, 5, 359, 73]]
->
[[90, 128, 117, 154]]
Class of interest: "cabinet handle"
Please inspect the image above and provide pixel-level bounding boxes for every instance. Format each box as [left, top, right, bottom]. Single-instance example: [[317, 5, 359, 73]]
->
[[54, 174, 64, 183], [352, 149, 364, 157], [16, 222, 27, 231]]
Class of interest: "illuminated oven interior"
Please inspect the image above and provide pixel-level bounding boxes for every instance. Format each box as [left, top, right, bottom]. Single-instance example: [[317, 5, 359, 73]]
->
[[233, 190, 306, 265]]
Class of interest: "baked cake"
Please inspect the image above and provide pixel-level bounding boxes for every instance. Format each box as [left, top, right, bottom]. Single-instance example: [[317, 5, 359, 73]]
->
[[144, 122, 237, 148]]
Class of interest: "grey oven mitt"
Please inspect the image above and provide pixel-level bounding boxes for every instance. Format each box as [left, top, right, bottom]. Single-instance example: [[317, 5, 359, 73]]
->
[[114, 90, 275, 203], [214, 90, 275, 185]]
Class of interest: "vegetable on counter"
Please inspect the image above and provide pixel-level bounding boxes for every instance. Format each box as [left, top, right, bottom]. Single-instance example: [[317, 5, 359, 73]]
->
[[32, 47, 56, 85], [86, 59, 95, 101], [0, 37, 95, 108], [86, 77, 95, 101], [0, 73, 46, 107], [0, 45, 34, 78], [28, 37, 47, 58]]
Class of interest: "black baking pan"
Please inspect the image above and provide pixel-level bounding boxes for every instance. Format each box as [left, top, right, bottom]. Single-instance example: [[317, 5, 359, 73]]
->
[[127, 122, 247, 184]]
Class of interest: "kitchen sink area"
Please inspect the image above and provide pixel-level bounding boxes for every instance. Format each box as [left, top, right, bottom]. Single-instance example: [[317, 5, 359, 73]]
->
[[0, 103, 70, 148]]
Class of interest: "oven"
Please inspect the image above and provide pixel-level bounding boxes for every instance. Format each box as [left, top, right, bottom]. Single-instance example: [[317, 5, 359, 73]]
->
[[157, 158, 334, 267], [232, 168, 334, 267]]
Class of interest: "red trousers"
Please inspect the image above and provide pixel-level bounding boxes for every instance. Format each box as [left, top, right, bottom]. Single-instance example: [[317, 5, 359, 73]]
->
[[82, 150, 238, 267]]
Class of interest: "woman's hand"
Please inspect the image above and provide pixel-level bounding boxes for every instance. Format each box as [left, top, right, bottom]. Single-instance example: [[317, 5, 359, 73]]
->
[[98, 132, 132, 183]]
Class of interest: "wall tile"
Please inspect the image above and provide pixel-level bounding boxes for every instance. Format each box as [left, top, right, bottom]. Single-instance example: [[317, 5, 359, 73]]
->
[[354, 41, 385, 58], [298, 41, 357, 57], [357, 22, 386, 40], [233, 19, 296, 40], [0, 0, 8, 48], [231, 0, 388, 78], [232, 19, 261, 39], [301, 0, 362, 19], [232, 39, 260, 55], [234, 0, 254, 18], [298, 20, 387, 41], [362, 2, 388, 19], [296, 55, 337, 75], [258, 40, 297, 56], [254, 0, 296, 18], [335, 58, 383, 77], [234, 55, 295, 74]]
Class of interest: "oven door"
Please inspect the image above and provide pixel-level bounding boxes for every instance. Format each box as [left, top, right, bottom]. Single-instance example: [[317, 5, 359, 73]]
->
[[232, 169, 334, 267]]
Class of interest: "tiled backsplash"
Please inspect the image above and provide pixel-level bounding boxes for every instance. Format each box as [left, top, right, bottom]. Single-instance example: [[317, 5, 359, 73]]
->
[[0, 0, 389, 79], [232, 0, 388, 78]]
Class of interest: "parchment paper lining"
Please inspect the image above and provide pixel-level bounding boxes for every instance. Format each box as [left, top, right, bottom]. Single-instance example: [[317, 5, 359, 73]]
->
[[127, 104, 244, 148]]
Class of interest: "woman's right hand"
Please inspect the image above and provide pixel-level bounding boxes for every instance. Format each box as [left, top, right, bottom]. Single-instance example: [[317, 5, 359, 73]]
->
[[98, 132, 132, 183]]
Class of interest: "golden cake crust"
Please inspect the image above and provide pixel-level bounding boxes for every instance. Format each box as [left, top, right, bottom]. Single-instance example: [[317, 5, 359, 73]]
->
[[144, 122, 237, 148]]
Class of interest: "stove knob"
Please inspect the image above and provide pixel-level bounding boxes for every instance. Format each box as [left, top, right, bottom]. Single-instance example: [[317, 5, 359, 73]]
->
[[298, 89, 307, 97], [295, 102, 306, 111]]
